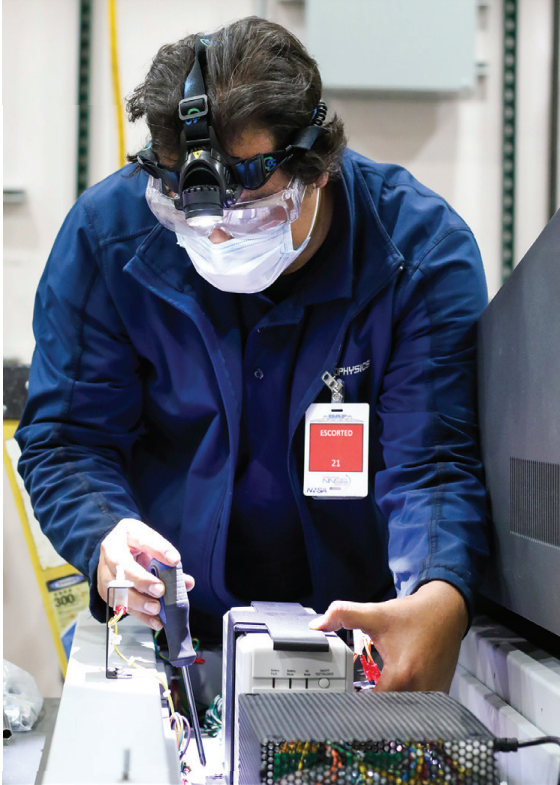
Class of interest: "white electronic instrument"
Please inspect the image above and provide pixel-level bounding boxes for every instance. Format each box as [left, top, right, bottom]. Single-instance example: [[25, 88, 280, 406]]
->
[[222, 602, 353, 785]]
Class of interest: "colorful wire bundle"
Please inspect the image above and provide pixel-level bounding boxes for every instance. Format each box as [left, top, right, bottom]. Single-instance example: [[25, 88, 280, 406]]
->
[[263, 738, 486, 784], [171, 712, 191, 759]]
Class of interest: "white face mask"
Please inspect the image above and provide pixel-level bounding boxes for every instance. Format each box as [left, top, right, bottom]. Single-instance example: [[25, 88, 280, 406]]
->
[[175, 188, 321, 294]]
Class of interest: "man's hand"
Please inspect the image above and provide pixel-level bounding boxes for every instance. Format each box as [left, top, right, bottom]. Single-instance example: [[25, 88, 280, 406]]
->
[[97, 518, 194, 630], [309, 580, 468, 692]]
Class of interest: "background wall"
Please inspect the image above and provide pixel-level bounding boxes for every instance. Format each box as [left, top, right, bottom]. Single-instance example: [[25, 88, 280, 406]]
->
[[3, 0, 557, 697]]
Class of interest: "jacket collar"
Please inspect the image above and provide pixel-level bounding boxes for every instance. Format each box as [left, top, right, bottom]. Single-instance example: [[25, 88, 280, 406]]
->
[[295, 153, 404, 308]]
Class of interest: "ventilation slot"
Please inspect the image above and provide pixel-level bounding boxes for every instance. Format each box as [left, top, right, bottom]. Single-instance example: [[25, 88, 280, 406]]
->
[[510, 458, 560, 547]]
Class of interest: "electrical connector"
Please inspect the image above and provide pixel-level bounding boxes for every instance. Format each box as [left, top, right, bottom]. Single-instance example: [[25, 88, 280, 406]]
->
[[112, 565, 130, 613], [359, 654, 381, 685]]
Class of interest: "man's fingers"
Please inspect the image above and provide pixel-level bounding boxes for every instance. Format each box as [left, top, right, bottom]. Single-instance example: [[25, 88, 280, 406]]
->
[[125, 587, 163, 617], [98, 562, 162, 630], [309, 601, 385, 638], [100, 525, 137, 570], [100, 542, 163, 600], [100, 520, 179, 597], [183, 574, 195, 592], [374, 661, 450, 693], [98, 519, 194, 611], [373, 665, 408, 693], [97, 560, 117, 602], [125, 606, 163, 631], [120, 519, 180, 566], [130, 559, 170, 597], [135, 552, 195, 590]]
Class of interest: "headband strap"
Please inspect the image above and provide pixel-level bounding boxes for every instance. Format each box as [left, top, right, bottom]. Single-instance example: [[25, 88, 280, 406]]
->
[[178, 36, 212, 144]]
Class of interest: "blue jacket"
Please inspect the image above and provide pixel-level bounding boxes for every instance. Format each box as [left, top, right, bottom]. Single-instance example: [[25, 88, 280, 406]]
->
[[16, 150, 489, 622]]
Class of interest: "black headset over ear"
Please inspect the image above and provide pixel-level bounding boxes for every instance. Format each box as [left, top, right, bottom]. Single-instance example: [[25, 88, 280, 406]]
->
[[137, 35, 328, 226]]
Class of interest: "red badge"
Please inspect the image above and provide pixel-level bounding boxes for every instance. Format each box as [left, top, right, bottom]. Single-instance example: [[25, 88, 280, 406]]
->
[[309, 424, 363, 472]]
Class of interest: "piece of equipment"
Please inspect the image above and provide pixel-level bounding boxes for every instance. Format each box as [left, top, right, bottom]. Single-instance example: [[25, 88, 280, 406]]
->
[[223, 602, 353, 785], [148, 558, 206, 768], [236, 691, 499, 785], [43, 612, 181, 785], [477, 208, 560, 636]]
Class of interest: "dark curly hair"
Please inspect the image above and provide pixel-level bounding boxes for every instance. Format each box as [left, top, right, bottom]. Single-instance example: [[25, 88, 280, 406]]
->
[[126, 16, 346, 185]]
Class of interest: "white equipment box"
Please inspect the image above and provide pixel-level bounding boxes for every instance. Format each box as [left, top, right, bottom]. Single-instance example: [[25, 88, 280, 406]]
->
[[222, 602, 353, 785], [41, 611, 180, 785], [235, 631, 351, 694]]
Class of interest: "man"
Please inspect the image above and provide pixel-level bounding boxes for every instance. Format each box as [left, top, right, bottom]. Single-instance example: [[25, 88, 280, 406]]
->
[[16, 17, 489, 692]]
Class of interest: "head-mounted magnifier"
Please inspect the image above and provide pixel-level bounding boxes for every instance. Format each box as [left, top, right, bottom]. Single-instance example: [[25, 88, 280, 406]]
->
[[136, 35, 328, 229]]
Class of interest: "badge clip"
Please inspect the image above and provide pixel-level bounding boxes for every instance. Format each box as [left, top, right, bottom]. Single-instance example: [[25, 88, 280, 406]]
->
[[321, 371, 344, 403]]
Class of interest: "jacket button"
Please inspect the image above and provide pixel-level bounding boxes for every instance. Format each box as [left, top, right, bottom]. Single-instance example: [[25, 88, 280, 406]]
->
[[254, 368, 264, 380]]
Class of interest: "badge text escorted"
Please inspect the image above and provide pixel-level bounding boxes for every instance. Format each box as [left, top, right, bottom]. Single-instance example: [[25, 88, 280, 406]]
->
[[309, 423, 363, 472]]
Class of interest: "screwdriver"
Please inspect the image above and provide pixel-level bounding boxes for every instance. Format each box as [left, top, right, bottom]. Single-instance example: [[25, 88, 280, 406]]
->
[[148, 558, 206, 767]]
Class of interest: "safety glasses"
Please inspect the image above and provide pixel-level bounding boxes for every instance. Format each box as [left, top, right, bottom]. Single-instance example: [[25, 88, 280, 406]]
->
[[145, 176, 305, 238], [137, 147, 293, 197]]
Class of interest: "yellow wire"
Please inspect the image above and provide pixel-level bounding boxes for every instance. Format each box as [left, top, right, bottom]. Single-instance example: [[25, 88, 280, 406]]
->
[[108, 608, 124, 627], [111, 620, 175, 716], [109, 620, 190, 752], [107, 0, 126, 167]]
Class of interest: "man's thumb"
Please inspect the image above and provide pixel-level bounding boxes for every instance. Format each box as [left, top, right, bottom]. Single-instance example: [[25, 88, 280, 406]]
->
[[309, 600, 381, 636]]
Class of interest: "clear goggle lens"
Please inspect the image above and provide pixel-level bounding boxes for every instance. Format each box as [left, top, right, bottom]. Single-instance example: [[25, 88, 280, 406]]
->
[[145, 176, 305, 238]]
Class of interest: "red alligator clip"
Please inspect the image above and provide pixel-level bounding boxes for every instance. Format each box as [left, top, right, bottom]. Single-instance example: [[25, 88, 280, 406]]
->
[[359, 654, 381, 685]]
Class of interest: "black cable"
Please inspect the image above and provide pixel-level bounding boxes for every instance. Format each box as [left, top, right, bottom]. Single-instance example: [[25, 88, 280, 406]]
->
[[495, 737, 560, 785], [495, 736, 560, 752], [518, 736, 560, 751]]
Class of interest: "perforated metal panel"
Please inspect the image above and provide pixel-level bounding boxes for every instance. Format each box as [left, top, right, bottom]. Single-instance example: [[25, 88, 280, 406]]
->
[[510, 458, 560, 546], [238, 692, 497, 784]]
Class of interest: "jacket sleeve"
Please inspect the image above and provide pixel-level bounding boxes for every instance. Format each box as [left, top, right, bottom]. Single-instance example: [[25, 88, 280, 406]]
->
[[373, 227, 490, 620], [15, 198, 144, 619]]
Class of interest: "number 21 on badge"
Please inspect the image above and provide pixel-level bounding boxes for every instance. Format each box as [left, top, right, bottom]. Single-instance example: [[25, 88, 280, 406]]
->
[[303, 402, 370, 499]]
